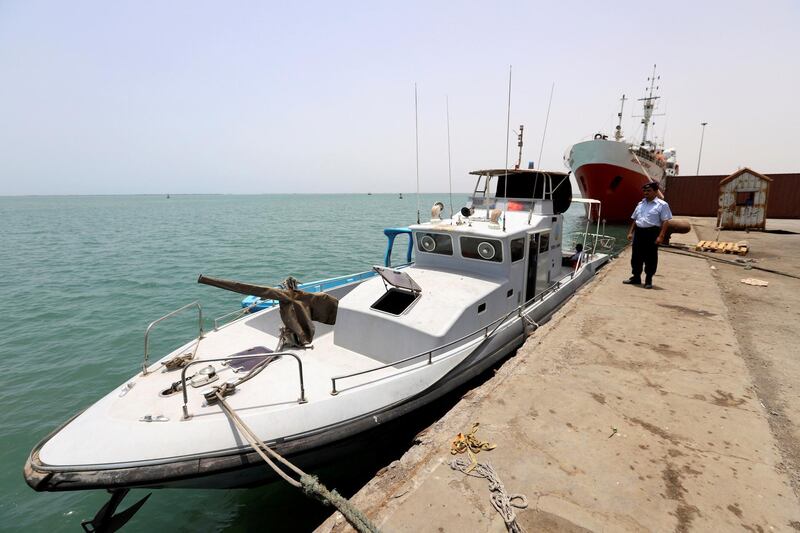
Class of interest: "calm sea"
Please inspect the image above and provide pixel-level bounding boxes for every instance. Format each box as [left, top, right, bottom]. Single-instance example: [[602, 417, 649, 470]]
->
[[0, 194, 627, 532]]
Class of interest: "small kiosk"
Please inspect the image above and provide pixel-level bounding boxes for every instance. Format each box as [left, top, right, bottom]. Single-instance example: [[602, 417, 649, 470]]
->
[[716, 167, 772, 230]]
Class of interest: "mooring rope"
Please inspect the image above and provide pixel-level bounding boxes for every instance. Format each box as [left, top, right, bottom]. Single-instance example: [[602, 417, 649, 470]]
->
[[660, 244, 800, 280], [450, 457, 528, 533], [214, 391, 380, 533], [450, 422, 496, 471]]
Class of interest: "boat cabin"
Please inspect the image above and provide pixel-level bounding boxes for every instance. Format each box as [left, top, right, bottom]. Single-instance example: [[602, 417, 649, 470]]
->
[[412, 168, 573, 300], [333, 168, 578, 363]]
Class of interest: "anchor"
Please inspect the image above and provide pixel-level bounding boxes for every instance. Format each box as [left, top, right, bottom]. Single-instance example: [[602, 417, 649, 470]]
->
[[81, 488, 151, 532]]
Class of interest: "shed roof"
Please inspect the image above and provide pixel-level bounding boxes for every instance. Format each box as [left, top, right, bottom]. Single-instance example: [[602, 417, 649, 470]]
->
[[720, 167, 773, 185]]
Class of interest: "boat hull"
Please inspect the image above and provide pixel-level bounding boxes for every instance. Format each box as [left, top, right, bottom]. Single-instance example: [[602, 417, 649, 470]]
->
[[568, 139, 664, 222], [25, 256, 607, 491]]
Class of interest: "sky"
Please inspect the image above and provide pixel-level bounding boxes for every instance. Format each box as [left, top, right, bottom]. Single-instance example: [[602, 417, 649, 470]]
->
[[0, 0, 798, 195]]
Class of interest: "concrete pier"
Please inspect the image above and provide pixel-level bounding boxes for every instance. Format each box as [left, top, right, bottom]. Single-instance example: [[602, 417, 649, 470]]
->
[[319, 219, 800, 532]]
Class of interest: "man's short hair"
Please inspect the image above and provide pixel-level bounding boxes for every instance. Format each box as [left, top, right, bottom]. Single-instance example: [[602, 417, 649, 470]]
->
[[642, 182, 659, 191]]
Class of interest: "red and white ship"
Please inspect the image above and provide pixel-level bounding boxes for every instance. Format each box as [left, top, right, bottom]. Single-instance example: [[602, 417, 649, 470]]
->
[[565, 66, 678, 221]]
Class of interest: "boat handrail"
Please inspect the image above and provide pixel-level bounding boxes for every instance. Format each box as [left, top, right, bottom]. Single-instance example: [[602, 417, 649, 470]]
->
[[486, 280, 563, 338], [570, 231, 617, 254], [214, 300, 262, 331], [142, 302, 204, 376], [329, 276, 566, 395], [179, 352, 306, 420], [383, 227, 413, 267]]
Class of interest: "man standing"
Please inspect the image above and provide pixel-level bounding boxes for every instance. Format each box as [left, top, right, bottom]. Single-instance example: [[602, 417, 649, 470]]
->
[[624, 182, 672, 289]]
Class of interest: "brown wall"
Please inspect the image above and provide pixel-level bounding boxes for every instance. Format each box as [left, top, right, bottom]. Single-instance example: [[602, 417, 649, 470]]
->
[[665, 173, 800, 219]]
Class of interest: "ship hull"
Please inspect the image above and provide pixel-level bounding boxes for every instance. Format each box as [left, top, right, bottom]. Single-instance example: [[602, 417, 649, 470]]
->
[[568, 139, 664, 222]]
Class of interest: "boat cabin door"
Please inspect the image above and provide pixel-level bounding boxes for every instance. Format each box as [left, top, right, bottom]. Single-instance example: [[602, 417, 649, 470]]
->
[[524, 231, 551, 302]]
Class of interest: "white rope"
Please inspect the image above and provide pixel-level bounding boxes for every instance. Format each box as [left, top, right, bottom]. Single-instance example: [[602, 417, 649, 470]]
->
[[214, 391, 380, 533], [522, 315, 539, 329], [450, 457, 528, 533]]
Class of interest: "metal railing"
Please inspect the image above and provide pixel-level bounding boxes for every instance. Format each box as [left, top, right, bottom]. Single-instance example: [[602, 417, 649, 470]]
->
[[142, 302, 204, 375], [213, 300, 261, 331], [179, 352, 306, 420], [240, 269, 381, 312], [329, 278, 566, 395], [239, 265, 413, 312]]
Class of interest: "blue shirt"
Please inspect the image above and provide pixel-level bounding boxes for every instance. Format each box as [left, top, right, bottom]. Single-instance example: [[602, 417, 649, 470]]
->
[[631, 198, 672, 228]]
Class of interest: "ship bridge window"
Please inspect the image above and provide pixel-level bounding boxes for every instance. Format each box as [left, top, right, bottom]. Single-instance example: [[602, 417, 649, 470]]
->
[[496, 176, 536, 199], [416, 233, 453, 255], [460, 237, 503, 262]]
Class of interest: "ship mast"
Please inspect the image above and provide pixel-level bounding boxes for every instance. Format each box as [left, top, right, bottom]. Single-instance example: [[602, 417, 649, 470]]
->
[[638, 64, 660, 145], [614, 94, 626, 141], [515, 125, 524, 169]]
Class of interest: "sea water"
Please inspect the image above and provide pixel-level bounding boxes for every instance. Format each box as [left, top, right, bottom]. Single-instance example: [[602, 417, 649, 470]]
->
[[0, 194, 627, 531]]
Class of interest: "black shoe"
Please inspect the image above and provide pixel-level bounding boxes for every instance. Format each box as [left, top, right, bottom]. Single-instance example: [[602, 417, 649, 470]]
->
[[644, 283, 653, 289], [622, 277, 641, 285]]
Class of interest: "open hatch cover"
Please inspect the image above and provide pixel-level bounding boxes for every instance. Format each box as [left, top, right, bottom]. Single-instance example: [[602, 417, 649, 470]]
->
[[372, 266, 421, 293]]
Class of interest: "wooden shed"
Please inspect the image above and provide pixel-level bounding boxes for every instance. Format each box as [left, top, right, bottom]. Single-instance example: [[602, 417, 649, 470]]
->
[[716, 167, 772, 230]]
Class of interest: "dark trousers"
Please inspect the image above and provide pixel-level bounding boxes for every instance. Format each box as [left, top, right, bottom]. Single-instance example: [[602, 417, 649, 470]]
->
[[631, 226, 660, 281]]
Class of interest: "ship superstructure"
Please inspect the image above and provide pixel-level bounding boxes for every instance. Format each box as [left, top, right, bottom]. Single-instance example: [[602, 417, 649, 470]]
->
[[565, 65, 678, 221]]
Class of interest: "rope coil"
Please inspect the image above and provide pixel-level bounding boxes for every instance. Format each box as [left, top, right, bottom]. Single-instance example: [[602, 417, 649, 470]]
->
[[450, 457, 528, 533]]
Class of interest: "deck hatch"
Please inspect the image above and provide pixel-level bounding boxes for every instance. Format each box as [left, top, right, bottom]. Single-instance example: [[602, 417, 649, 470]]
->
[[372, 266, 421, 293], [371, 266, 421, 315]]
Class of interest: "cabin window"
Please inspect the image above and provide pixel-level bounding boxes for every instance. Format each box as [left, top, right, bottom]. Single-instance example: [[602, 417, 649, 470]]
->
[[538, 233, 550, 254], [460, 237, 503, 262], [416, 233, 453, 255], [478, 303, 486, 313], [506, 289, 513, 298], [510, 238, 525, 262], [371, 289, 419, 315]]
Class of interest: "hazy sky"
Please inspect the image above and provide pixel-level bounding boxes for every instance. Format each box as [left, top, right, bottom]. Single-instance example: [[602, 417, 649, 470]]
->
[[1, 1, 797, 195]]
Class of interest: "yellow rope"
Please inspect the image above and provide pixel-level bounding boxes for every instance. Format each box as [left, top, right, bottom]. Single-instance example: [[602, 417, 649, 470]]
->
[[450, 422, 496, 472]]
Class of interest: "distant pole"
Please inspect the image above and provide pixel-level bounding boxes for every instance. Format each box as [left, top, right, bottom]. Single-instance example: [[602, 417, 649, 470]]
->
[[503, 65, 512, 232], [504, 65, 512, 173], [696, 122, 708, 175], [446, 96, 454, 219], [537, 82, 555, 169], [415, 83, 420, 224]]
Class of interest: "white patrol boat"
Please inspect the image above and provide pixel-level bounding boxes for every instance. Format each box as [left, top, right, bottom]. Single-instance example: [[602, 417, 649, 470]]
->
[[25, 167, 609, 494]]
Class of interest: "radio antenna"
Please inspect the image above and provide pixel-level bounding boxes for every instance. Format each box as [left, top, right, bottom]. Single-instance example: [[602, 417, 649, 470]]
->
[[537, 82, 555, 169], [614, 94, 627, 141], [415, 83, 420, 224], [502, 65, 512, 232], [446, 95, 454, 219]]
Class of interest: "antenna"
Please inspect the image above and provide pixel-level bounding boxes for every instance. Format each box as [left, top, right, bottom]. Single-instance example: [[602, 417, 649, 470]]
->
[[537, 82, 555, 169], [614, 94, 627, 141], [515, 125, 524, 169], [446, 96, 454, 219], [415, 83, 420, 224], [635, 64, 664, 146], [502, 65, 512, 232]]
